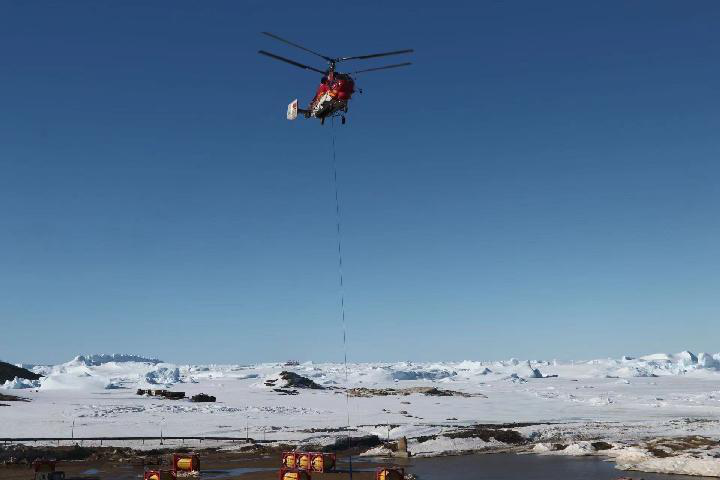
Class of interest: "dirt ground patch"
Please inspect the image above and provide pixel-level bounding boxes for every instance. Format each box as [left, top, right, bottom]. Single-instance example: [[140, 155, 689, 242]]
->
[[0, 448, 378, 480], [0, 393, 30, 402]]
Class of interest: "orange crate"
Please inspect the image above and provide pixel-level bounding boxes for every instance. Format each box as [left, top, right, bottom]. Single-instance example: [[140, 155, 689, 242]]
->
[[376, 467, 404, 480], [173, 453, 199, 475], [144, 470, 176, 480], [279, 468, 311, 480]]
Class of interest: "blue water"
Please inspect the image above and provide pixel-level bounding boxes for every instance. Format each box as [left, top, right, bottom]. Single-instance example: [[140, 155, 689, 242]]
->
[[398, 454, 715, 480]]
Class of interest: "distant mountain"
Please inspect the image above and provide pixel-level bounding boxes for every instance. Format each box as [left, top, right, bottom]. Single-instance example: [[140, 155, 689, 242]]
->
[[0, 361, 42, 383]]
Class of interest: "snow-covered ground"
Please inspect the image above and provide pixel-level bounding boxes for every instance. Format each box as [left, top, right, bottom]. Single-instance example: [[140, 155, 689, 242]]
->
[[2, 351, 720, 476]]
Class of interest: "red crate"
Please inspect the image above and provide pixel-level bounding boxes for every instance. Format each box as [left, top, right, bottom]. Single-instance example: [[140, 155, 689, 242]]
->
[[279, 468, 311, 480], [296, 452, 312, 471], [310, 452, 336, 472], [281, 451, 297, 469]]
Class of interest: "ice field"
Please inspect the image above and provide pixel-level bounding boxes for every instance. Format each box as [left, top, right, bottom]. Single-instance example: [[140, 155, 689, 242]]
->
[[3, 351, 720, 476]]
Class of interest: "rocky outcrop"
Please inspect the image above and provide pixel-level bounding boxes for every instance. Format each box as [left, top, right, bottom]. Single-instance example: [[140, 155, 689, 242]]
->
[[265, 371, 325, 390], [347, 386, 477, 397], [0, 361, 41, 384]]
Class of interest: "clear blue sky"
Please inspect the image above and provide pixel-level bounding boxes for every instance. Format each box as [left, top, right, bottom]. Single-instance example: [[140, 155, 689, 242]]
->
[[1, 1, 718, 365]]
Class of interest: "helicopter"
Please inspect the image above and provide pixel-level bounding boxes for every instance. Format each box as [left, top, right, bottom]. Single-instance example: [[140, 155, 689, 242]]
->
[[258, 32, 413, 124]]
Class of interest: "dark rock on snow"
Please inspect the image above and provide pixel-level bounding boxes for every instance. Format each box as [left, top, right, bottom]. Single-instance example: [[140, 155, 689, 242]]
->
[[0, 361, 41, 384]]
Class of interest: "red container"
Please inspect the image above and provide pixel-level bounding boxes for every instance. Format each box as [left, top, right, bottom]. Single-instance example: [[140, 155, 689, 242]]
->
[[173, 453, 199, 475], [144, 470, 176, 480], [33, 460, 56, 472], [279, 468, 311, 480], [310, 452, 336, 472], [281, 451, 297, 469], [376, 467, 404, 480], [296, 452, 312, 471]]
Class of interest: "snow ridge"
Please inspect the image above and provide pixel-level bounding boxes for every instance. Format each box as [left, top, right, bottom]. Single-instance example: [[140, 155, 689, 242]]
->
[[3, 349, 717, 392], [70, 354, 162, 366]]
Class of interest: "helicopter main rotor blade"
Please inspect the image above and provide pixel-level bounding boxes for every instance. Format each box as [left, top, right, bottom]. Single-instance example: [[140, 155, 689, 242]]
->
[[258, 50, 326, 74], [339, 49, 414, 62], [351, 62, 413, 74], [261, 32, 334, 62]]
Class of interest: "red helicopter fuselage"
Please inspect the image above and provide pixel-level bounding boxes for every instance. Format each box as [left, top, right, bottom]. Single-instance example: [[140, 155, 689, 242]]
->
[[309, 72, 356, 117], [258, 31, 412, 124]]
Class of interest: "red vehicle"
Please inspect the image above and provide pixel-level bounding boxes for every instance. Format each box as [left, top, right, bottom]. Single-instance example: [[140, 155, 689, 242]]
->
[[259, 32, 413, 125]]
